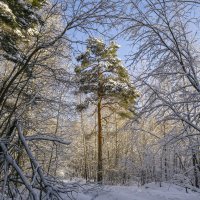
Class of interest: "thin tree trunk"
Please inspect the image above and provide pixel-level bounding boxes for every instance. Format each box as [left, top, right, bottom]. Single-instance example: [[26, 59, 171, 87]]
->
[[80, 97, 88, 181], [97, 97, 103, 183], [47, 91, 62, 175], [115, 113, 118, 166], [192, 152, 199, 188], [164, 145, 167, 181]]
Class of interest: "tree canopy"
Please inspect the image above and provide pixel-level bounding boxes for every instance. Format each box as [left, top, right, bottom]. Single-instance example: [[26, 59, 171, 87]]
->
[[75, 37, 138, 117]]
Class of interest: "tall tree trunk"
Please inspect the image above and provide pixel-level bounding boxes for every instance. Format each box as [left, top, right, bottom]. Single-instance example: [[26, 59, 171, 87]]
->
[[80, 94, 88, 181], [192, 152, 199, 188], [115, 113, 118, 166], [164, 145, 167, 181], [97, 97, 103, 183], [81, 112, 88, 181], [47, 92, 62, 175]]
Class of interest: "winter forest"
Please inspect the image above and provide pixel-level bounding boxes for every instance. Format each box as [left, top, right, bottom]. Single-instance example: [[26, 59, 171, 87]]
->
[[1, 0, 200, 199]]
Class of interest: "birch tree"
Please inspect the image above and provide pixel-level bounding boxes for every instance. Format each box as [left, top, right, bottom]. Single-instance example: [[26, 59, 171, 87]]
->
[[118, 0, 200, 187]]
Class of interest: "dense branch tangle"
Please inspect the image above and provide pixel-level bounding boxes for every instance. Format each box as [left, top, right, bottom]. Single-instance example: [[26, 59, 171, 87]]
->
[[118, 0, 200, 188], [0, 0, 118, 198]]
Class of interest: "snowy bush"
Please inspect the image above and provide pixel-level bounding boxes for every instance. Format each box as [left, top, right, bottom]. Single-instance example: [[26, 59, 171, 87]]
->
[[172, 174, 192, 192]]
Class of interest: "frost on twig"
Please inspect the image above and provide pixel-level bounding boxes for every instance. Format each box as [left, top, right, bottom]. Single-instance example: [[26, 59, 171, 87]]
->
[[25, 135, 71, 145]]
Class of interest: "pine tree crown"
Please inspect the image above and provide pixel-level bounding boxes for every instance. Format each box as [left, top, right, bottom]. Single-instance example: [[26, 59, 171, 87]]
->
[[75, 37, 139, 117]]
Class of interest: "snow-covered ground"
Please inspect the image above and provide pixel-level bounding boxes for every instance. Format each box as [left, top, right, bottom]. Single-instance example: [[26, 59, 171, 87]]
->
[[65, 182, 200, 200]]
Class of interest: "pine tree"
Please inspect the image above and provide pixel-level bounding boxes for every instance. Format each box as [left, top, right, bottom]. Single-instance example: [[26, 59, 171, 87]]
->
[[75, 37, 138, 183]]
